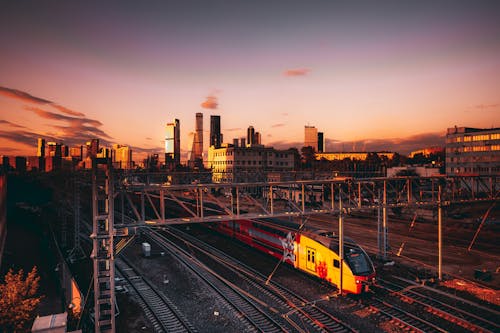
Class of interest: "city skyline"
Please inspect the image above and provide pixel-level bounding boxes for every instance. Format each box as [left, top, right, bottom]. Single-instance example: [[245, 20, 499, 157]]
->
[[1, 1, 499, 160]]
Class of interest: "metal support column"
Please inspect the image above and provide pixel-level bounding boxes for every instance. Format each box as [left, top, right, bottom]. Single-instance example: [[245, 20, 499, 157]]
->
[[68, 177, 85, 262], [200, 187, 204, 219], [438, 184, 442, 281], [377, 189, 381, 259], [331, 183, 335, 211], [358, 182, 362, 208], [236, 187, 240, 217], [269, 185, 274, 215], [91, 159, 115, 333], [301, 184, 305, 213], [338, 184, 344, 295], [160, 190, 165, 223], [382, 180, 388, 260], [140, 191, 145, 223]]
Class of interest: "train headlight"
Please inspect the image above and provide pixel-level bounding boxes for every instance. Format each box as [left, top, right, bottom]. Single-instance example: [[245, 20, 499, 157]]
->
[[355, 279, 361, 284]]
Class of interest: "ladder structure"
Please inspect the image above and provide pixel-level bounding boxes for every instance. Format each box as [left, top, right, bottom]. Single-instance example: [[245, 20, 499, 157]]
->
[[91, 159, 115, 333]]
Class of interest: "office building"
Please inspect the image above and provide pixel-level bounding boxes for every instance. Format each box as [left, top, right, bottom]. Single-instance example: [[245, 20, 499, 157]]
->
[[246, 126, 262, 146], [254, 132, 261, 145], [70, 146, 84, 160], [15, 156, 27, 173], [445, 127, 500, 175], [165, 119, 180, 170], [304, 125, 318, 151], [112, 144, 133, 169], [247, 126, 255, 145], [317, 132, 324, 153], [37, 138, 46, 171], [86, 139, 99, 158], [210, 115, 223, 148], [189, 113, 204, 168], [208, 144, 296, 183], [45, 142, 63, 171], [37, 138, 45, 157]]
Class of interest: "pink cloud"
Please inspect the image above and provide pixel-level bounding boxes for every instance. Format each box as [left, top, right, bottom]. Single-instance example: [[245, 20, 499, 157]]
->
[[201, 95, 218, 109], [283, 68, 311, 77]]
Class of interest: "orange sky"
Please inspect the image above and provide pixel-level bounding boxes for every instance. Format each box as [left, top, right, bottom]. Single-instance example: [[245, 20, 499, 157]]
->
[[1, 1, 499, 160]]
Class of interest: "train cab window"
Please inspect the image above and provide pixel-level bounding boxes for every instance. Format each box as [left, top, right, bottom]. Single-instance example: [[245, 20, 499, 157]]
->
[[333, 259, 340, 268]]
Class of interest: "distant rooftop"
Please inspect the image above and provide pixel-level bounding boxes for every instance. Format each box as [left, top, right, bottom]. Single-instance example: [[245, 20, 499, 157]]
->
[[447, 127, 500, 135]]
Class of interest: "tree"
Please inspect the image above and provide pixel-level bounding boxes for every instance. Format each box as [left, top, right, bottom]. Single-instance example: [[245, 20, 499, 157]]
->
[[0, 267, 43, 332], [300, 146, 316, 169]]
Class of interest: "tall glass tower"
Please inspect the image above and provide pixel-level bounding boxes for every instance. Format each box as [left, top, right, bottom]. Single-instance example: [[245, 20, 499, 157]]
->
[[165, 119, 180, 169], [210, 115, 222, 148]]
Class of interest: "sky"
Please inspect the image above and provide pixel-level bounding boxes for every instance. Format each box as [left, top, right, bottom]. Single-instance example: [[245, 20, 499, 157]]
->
[[1, 0, 499, 161]]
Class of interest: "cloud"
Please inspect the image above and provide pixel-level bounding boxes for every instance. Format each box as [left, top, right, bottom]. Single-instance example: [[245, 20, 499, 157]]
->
[[283, 68, 311, 77], [271, 123, 285, 128], [52, 104, 85, 117], [0, 86, 84, 116], [0, 86, 52, 104], [325, 132, 445, 155], [266, 132, 444, 155], [0, 129, 55, 148], [145, 137, 152, 140], [224, 128, 242, 132], [25, 106, 102, 127], [201, 95, 218, 109], [474, 103, 499, 110], [0, 119, 26, 129]]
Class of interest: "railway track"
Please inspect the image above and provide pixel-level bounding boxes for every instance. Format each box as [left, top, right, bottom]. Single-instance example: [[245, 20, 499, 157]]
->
[[115, 257, 197, 333], [146, 230, 290, 333], [364, 296, 447, 333], [376, 276, 500, 333], [158, 226, 356, 333]]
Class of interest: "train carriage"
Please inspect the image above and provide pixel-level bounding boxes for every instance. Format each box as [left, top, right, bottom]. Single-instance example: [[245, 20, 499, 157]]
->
[[212, 218, 375, 294]]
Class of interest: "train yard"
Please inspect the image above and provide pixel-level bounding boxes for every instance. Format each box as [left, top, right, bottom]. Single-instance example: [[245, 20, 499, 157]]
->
[[115, 222, 499, 333]]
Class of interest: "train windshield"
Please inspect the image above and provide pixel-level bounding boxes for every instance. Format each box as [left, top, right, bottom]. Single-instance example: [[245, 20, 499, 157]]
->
[[344, 248, 372, 276]]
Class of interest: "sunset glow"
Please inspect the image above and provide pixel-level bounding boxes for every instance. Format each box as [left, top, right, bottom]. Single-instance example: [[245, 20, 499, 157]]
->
[[1, 1, 499, 161]]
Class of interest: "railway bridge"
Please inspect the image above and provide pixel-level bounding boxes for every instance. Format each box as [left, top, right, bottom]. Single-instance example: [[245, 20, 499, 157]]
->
[[89, 160, 499, 332]]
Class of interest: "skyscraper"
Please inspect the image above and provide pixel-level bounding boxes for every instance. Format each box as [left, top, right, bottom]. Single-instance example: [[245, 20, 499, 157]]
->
[[112, 144, 133, 169], [37, 138, 46, 171], [210, 115, 223, 148], [37, 138, 45, 157], [247, 126, 255, 146], [165, 119, 180, 170], [190, 113, 204, 167], [86, 139, 99, 158], [317, 132, 324, 153], [304, 125, 318, 151]]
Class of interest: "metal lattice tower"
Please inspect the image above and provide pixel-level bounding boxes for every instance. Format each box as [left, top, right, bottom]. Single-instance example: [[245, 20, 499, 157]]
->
[[91, 159, 115, 333], [68, 176, 85, 262]]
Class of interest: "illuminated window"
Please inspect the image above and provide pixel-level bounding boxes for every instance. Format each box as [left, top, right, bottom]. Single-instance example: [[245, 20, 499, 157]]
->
[[491, 133, 500, 140], [464, 136, 472, 142], [473, 134, 489, 141], [472, 146, 488, 152]]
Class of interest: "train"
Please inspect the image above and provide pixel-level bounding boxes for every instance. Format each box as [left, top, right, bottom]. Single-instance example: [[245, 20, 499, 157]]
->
[[210, 218, 376, 294]]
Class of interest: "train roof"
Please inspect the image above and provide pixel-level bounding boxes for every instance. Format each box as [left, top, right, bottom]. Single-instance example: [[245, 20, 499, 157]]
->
[[254, 217, 361, 249]]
